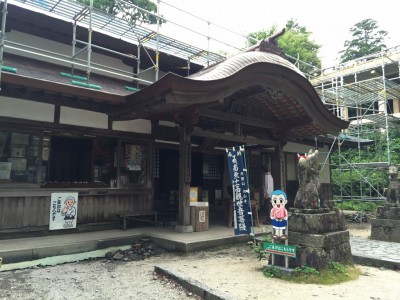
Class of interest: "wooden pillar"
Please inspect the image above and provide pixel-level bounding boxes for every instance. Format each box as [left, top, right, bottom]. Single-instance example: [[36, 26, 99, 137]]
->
[[275, 139, 287, 191], [175, 122, 194, 232]]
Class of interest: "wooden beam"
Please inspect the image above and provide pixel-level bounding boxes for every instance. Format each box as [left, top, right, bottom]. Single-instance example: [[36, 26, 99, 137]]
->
[[0, 84, 111, 113], [199, 138, 219, 152], [199, 109, 280, 130], [284, 117, 314, 128], [2, 73, 125, 104], [192, 129, 279, 147]]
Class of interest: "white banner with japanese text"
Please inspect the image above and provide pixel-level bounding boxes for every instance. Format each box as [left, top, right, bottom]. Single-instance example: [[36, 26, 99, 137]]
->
[[226, 146, 252, 235]]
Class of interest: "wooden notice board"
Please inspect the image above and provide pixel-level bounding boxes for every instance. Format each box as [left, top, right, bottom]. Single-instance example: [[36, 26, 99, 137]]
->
[[190, 206, 209, 232]]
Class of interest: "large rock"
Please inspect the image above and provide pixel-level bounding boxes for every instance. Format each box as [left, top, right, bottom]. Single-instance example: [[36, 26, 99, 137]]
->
[[294, 149, 321, 209]]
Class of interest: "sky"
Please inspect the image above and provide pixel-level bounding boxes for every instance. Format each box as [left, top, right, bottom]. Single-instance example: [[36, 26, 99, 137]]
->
[[155, 0, 399, 68]]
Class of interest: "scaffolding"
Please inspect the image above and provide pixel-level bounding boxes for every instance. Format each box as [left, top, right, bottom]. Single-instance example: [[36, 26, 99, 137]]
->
[[2, 0, 400, 206], [0, 0, 231, 87], [312, 47, 400, 205], [0, 0, 325, 89]]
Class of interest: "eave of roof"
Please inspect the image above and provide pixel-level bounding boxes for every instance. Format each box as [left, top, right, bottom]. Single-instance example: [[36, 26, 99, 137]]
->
[[110, 52, 349, 139], [0, 42, 349, 145]]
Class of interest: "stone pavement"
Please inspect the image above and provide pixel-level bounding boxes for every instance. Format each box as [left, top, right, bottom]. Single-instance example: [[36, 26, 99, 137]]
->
[[0, 225, 262, 266], [0, 224, 399, 270], [350, 237, 400, 269]]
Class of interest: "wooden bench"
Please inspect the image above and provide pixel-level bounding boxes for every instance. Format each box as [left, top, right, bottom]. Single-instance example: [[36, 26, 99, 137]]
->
[[117, 211, 158, 230]]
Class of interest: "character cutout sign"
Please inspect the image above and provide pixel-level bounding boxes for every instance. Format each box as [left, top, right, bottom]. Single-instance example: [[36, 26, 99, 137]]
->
[[270, 190, 288, 240], [49, 192, 78, 230]]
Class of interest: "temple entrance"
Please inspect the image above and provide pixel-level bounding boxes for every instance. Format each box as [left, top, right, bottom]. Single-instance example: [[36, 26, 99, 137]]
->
[[154, 147, 227, 226], [154, 148, 179, 225]]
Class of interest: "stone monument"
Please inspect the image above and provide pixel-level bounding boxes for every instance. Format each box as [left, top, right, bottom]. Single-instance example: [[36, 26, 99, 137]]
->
[[288, 149, 353, 269], [371, 165, 400, 242]]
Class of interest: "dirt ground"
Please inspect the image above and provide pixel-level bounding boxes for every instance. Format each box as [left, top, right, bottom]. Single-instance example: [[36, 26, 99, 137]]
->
[[1, 222, 399, 300], [166, 246, 400, 300], [345, 220, 372, 239], [163, 222, 400, 300]]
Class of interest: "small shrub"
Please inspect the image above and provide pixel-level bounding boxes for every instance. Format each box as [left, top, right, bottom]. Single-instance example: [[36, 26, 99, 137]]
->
[[294, 265, 320, 277], [263, 266, 282, 278], [329, 262, 348, 276], [334, 200, 377, 212], [249, 235, 272, 261]]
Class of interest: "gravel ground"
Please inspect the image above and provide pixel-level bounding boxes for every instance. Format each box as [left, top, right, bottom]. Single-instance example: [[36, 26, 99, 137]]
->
[[0, 253, 202, 300], [1, 222, 399, 300], [165, 243, 400, 300]]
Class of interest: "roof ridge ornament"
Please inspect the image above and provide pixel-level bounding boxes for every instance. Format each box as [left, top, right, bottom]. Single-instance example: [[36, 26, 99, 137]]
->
[[246, 28, 286, 58]]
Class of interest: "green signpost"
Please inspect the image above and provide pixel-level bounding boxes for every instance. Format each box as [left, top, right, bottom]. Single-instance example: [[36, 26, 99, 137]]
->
[[263, 242, 296, 258]]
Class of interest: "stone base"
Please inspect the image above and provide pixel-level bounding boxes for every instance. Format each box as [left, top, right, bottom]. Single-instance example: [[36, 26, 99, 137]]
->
[[376, 205, 400, 220], [288, 231, 352, 269], [274, 209, 352, 270], [174, 225, 194, 233], [289, 208, 347, 234], [371, 219, 400, 242]]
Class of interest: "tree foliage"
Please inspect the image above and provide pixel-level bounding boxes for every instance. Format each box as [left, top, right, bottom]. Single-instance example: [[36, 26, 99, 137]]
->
[[247, 19, 321, 76], [76, 0, 164, 26], [339, 18, 388, 63]]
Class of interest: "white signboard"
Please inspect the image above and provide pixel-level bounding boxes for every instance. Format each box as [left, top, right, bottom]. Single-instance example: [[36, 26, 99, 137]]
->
[[49, 192, 78, 230], [199, 210, 206, 223]]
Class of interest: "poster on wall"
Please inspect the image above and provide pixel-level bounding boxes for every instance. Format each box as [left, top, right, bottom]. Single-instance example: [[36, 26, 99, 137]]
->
[[189, 187, 199, 202], [8, 158, 27, 171], [49, 192, 79, 230], [0, 162, 11, 180], [125, 145, 142, 171]]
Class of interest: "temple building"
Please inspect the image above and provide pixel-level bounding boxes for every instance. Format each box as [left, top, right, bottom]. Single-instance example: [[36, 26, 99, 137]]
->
[[0, 0, 348, 235]]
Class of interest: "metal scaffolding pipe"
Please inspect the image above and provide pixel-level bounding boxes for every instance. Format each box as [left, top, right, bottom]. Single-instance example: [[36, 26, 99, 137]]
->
[[4, 44, 152, 85], [86, 0, 93, 83], [381, 51, 391, 165], [0, 0, 8, 88], [155, 0, 160, 81], [76, 39, 137, 60]]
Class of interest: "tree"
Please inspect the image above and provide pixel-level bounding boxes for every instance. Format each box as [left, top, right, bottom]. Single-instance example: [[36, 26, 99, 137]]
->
[[247, 19, 321, 76], [339, 18, 388, 63], [77, 0, 164, 26]]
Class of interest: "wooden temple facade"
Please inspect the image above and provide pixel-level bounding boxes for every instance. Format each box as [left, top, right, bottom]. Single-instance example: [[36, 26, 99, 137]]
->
[[0, 2, 348, 235]]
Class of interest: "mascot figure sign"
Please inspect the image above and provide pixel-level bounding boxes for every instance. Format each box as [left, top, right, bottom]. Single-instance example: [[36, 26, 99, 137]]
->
[[270, 190, 288, 240]]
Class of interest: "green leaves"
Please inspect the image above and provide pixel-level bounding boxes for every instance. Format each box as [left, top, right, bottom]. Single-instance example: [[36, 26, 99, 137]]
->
[[294, 265, 320, 276], [263, 266, 282, 278], [246, 19, 321, 76], [339, 19, 388, 63], [75, 0, 165, 26]]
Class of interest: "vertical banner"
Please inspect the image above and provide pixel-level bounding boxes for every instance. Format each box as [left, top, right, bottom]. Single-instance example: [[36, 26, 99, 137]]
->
[[226, 146, 252, 235], [49, 192, 79, 230]]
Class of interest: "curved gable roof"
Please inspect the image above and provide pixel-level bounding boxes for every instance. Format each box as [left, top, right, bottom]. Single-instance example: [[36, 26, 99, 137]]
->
[[110, 51, 349, 145], [189, 51, 304, 80]]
